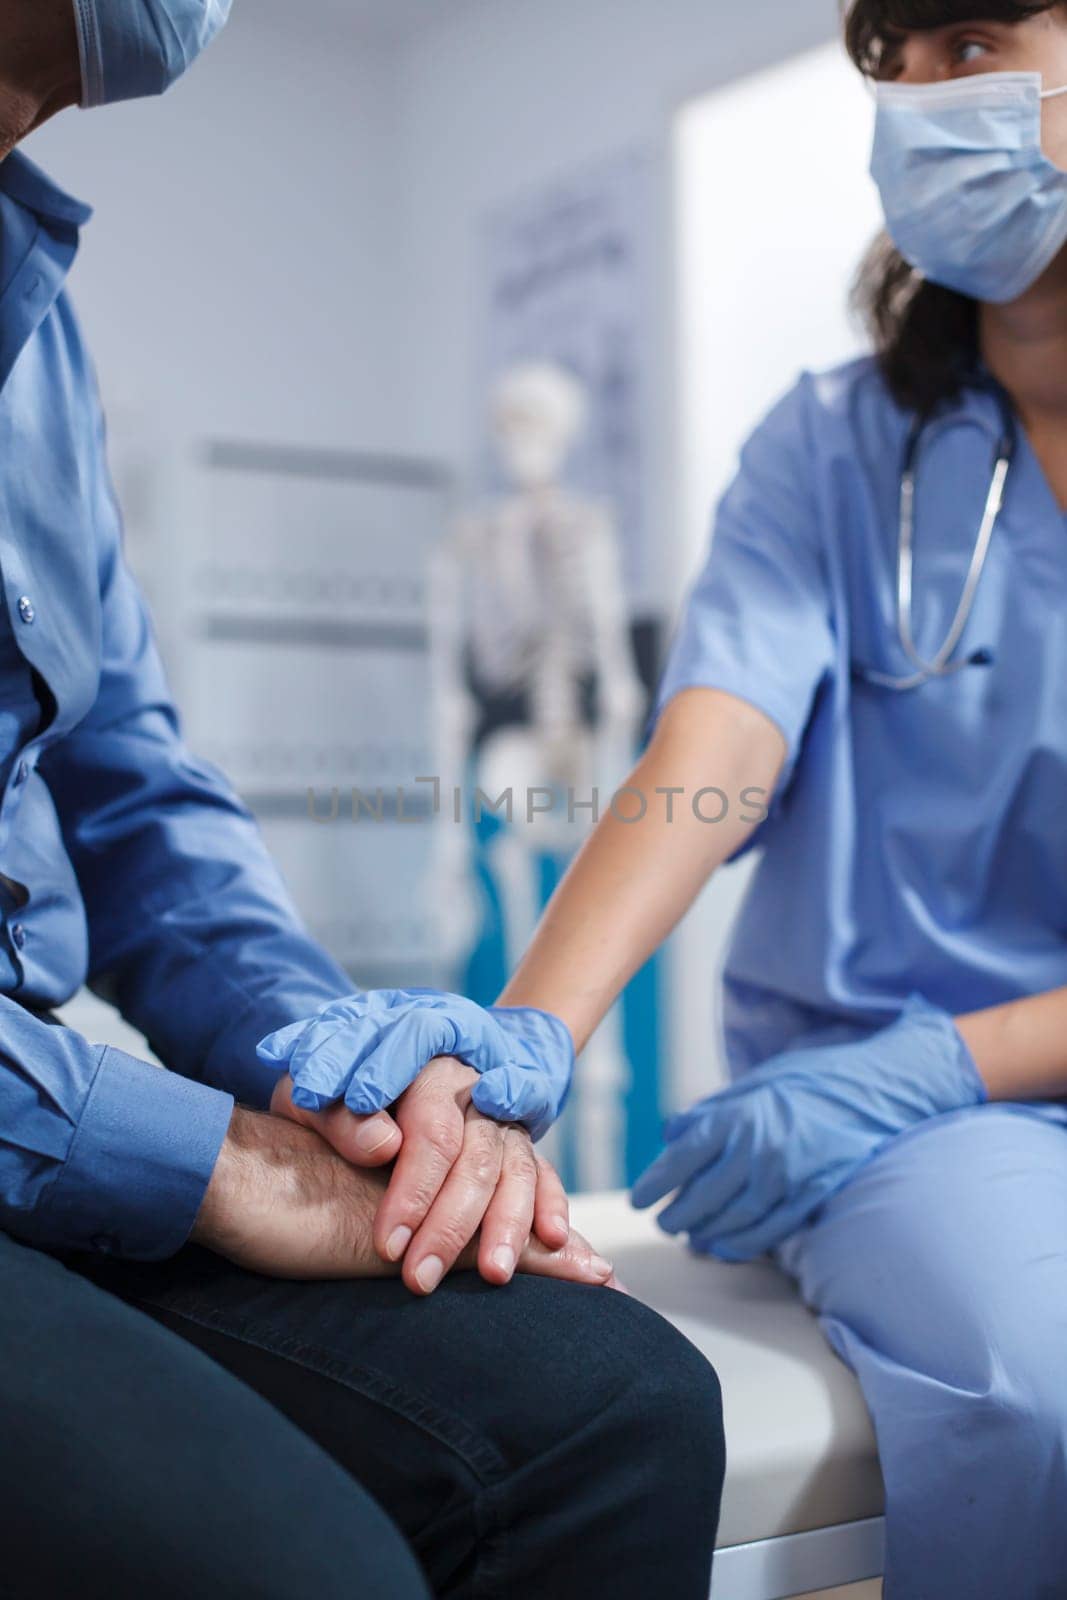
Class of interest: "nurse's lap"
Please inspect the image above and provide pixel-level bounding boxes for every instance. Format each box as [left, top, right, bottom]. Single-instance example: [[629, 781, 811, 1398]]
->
[[777, 1100, 1067, 1386]]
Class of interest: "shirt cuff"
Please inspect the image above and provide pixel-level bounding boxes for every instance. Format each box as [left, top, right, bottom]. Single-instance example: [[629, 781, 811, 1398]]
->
[[39, 1046, 234, 1260]]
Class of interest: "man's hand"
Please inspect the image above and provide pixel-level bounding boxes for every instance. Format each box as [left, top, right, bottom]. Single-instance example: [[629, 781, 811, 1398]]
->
[[273, 1059, 575, 1294], [271, 1071, 403, 1167], [195, 1105, 612, 1292]]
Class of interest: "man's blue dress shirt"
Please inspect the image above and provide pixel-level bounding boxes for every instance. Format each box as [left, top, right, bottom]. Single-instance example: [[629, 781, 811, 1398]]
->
[[0, 150, 352, 1260]]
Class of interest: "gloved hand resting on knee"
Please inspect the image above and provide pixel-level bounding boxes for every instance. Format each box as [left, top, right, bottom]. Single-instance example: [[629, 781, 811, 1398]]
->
[[631, 994, 987, 1262]]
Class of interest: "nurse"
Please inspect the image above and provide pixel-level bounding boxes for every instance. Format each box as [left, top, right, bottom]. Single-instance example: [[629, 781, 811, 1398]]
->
[[263, 1, 1067, 1593], [496, 4, 1067, 1592]]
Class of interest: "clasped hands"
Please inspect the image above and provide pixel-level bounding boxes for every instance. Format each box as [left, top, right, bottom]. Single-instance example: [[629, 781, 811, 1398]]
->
[[261, 990, 604, 1296]]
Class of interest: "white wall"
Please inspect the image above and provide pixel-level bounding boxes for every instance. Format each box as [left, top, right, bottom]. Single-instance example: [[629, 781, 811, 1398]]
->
[[24, 6, 402, 455]]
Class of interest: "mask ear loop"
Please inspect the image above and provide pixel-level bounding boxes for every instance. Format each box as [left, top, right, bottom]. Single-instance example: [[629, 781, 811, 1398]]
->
[[1040, 83, 1067, 100]]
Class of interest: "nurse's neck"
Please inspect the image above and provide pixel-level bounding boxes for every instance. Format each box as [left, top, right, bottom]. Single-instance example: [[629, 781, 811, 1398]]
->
[[981, 246, 1067, 427]]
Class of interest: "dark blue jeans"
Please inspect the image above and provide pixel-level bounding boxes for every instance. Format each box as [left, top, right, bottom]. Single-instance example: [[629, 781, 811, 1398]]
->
[[2, 1231, 724, 1598]]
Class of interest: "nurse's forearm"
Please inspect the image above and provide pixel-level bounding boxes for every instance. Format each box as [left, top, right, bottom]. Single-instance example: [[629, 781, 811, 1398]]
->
[[496, 688, 787, 1052], [956, 987, 1067, 1101]]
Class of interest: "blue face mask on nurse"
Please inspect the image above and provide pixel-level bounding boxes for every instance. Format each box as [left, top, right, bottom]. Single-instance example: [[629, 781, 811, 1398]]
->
[[869, 5, 1067, 300]]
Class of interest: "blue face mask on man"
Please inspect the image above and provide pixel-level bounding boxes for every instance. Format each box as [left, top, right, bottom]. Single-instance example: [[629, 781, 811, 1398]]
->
[[72, 0, 232, 107], [871, 70, 1067, 303]]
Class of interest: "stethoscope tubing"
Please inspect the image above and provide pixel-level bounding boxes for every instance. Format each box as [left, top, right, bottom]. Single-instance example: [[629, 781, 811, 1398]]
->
[[856, 382, 1017, 692]]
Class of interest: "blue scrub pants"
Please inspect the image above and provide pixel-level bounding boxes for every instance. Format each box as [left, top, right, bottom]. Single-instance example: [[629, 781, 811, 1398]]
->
[[778, 1102, 1067, 1600]]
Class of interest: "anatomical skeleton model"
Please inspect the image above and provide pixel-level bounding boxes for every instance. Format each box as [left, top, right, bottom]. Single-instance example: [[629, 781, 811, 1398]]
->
[[429, 362, 644, 1189]]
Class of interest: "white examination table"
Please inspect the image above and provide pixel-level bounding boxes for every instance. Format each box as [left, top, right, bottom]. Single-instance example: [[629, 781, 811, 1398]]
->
[[568, 1193, 885, 1600]]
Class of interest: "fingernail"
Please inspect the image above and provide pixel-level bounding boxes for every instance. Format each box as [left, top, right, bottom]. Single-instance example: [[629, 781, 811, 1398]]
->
[[490, 1245, 516, 1278], [415, 1255, 444, 1293], [552, 1214, 569, 1236], [385, 1226, 412, 1261], [355, 1117, 396, 1155], [590, 1254, 614, 1279]]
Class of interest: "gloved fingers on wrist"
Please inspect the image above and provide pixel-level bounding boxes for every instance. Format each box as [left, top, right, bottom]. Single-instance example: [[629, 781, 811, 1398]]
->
[[269, 992, 377, 1050], [471, 1064, 557, 1141], [288, 1009, 457, 1113], [341, 1009, 461, 1115], [295, 997, 466, 1084], [284, 1016, 395, 1111], [322, 988, 416, 1022], [490, 1005, 575, 1061]]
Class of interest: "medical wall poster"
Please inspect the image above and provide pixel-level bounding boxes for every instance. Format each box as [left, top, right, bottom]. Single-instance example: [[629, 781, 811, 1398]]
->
[[482, 150, 654, 603]]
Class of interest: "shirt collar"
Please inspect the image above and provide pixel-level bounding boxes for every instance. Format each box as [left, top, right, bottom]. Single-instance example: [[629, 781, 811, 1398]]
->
[[0, 149, 92, 230]]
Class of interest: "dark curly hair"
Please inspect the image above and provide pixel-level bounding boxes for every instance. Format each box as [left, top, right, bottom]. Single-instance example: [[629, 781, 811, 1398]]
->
[[844, 1, 1059, 413]]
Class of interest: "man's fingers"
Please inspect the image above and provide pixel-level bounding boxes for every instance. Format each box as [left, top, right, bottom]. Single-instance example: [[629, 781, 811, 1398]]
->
[[470, 1064, 553, 1138], [317, 1106, 403, 1166], [516, 1226, 614, 1287], [475, 1127, 538, 1285], [402, 1110, 506, 1295], [531, 1153, 570, 1249], [270, 1074, 402, 1166], [372, 1060, 475, 1265], [344, 1012, 459, 1115]]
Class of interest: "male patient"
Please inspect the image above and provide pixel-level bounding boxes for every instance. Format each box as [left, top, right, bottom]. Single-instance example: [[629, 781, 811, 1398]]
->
[[0, 3, 724, 1596]]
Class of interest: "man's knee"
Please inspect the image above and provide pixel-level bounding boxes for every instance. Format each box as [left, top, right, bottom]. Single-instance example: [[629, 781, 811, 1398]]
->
[[491, 1277, 725, 1493]]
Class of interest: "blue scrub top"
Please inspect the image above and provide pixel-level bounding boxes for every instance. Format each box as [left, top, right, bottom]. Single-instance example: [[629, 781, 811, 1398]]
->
[[656, 355, 1067, 1077]]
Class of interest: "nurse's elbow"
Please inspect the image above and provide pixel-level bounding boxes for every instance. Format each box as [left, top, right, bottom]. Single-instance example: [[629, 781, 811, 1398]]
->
[[651, 687, 787, 787]]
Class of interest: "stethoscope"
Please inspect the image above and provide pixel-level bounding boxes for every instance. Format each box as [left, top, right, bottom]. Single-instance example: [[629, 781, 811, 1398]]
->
[[854, 382, 1017, 691]]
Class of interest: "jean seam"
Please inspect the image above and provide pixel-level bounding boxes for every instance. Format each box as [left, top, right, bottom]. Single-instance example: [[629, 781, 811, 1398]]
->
[[129, 1295, 512, 1487]]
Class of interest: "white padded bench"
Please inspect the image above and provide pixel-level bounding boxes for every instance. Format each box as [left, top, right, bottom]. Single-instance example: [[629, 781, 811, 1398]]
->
[[568, 1193, 885, 1600]]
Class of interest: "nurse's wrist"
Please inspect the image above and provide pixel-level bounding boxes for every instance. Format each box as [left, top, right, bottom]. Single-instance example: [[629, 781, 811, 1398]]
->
[[953, 994, 1067, 1103]]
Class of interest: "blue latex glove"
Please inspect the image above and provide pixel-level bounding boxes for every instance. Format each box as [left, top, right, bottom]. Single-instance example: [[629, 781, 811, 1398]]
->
[[631, 995, 987, 1262], [257, 989, 574, 1142]]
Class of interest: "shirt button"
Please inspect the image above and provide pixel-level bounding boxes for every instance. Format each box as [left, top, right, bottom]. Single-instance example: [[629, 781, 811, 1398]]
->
[[14, 761, 29, 787], [10, 923, 25, 950], [17, 596, 35, 625]]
